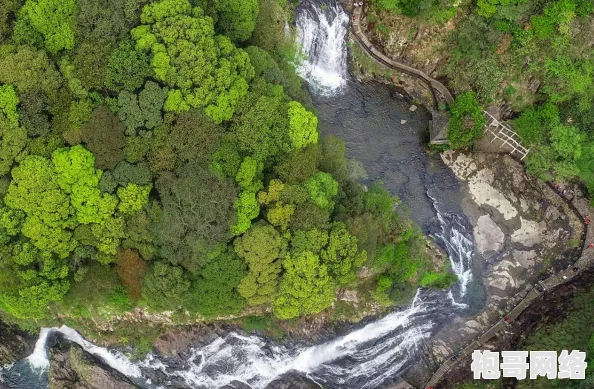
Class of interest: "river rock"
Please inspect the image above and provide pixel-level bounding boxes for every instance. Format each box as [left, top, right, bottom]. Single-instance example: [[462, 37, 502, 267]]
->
[[154, 325, 220, 356], [49, 345, 137, 389], [473, 214, 504, 255], [0, 320, 35, 366], [403, 152, 584, 388], [264, 371, 321, 389]]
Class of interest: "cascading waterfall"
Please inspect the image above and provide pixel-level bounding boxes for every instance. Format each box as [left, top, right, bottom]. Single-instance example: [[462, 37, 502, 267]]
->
[[2, 2, 484, 388], [295, 0, 349, 94], [428, 195, 474, 303], [2, 292, 450, 389]]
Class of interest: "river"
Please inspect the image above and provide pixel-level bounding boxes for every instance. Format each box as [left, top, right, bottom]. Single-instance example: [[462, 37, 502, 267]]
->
[[1, 1, 486, 388]]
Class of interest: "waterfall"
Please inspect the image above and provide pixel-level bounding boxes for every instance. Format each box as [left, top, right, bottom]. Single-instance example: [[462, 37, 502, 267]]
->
[[27, 328, 51, 371], [1, 3, 483, 388], [5, 291, 448, 389], [295, 0, 349, 94]]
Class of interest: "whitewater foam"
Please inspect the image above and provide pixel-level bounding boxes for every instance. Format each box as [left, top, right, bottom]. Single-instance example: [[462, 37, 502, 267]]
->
[[295, 0, 349, 94], [26, 328, 51, 371]]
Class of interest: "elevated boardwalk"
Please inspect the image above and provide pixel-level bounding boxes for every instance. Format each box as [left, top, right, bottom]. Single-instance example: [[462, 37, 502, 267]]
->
[[350, 6, 533, 152], [351, 6, 454, 108], [423, 186, 593, 389]]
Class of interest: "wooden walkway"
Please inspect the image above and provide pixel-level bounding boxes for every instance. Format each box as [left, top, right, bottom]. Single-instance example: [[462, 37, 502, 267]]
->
[[351, 6, 534, 152], [423, 186, 593, 389], [351, 6, 454, 108], [483, 111, 530, 160]]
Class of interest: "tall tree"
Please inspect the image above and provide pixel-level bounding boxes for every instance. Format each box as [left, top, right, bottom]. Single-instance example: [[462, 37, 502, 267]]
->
[[274, 251, 335, 319], [213, 0, 259, 43], [131, 0, 254, 122], [234, 223, 287, 305]]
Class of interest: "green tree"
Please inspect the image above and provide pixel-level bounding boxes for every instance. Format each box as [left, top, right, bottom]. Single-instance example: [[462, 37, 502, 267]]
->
[[153, 162, 236, 271], [231, 92, 290, 161], [446, 91, 486, 149], [321, 222, 367, 285], [290, 228, 329, 254], [1, 279, 69, 319], [0, 85, 19, 125], [142, 261, 190, 310], [169, 110, 223, 164], [213, 0, 259, 43], [52, 145, 118, 225], [0, 46, 63, 102], [249, 0, 285, 53], [20, 0, 76, 54], [117, 183, 151, 215], [275, 144, 321, 184], [273, 251, 335, 319], [232, 190, 260, 235], [235, 157, 264, 192], [234, 223, 287, 305], [287, 101, 318, 150], [550, 124, 586, 161], [105, 39, 153, 93], [4, 155, 75, 258], [304, 172, 339, 212], [189, 250, 247, 316], [476, 0, 527, 18], [118, 82, 167, 135], [18, 89, 52, 137], [81, 106, 126, 169], [131, 0, 254, 122], [0, 117, 27, 176]]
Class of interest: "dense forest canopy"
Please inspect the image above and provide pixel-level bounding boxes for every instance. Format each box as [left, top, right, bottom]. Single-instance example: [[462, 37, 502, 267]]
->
[[0, 0, 452, 331]]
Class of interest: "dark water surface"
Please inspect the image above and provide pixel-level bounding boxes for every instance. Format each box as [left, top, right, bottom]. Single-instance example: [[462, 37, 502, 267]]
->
[[314, 80, 466, 232]]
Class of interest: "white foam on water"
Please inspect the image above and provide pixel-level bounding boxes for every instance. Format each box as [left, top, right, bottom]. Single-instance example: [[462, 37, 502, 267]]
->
[[295, 0, 349, 94], [428, 192, 475, 301], [57, 325, 142, 377], [26, 328, 51, 371], [448, 290, 469, 309], [135, 290, 434, 389]]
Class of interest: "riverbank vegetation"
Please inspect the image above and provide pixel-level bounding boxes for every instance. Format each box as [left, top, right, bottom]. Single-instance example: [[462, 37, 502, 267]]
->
[[366, 0, 594, 201], [0, 0, 454, 339]]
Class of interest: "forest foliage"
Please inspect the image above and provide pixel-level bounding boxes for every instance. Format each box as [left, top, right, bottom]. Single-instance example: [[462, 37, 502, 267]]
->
[[0, 0, 450, 326], [371, 0, 594, 200]]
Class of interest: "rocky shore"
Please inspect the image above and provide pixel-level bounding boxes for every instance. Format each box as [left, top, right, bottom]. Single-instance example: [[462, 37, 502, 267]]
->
[[0, 320, 35, 368], [402, 151, 584, 388]]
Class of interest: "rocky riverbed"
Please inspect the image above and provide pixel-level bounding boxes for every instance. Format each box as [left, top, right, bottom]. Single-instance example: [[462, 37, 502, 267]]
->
[[402, 151, 584, 388]]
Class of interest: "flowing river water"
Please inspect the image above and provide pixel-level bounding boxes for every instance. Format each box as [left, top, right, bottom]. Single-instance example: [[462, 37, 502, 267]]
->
[[1, 1, 486, 388]]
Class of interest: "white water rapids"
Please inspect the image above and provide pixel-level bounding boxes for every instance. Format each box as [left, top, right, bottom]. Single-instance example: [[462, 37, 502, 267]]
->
[[2, 291, 441, 389], [1, 1, 481, 388]]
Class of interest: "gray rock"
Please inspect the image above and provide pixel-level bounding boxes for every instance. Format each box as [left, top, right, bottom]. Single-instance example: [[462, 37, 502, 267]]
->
[[49, 346, 138, 389], [474, 215, 504, 255], [0, 320, 35, 366]]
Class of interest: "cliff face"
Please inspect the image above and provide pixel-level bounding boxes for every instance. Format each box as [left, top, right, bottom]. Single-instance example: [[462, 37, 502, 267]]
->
[[0, 320, 35, 367]]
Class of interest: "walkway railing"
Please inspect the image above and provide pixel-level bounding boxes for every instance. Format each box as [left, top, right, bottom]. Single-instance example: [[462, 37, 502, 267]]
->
[[423, 180, 593, 389], [483, 111, 530, 160], [350, 6, 454, 108]]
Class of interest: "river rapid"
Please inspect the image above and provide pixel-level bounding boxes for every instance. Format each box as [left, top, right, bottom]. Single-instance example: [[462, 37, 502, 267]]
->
[[1, 1, 486, 388]]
